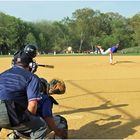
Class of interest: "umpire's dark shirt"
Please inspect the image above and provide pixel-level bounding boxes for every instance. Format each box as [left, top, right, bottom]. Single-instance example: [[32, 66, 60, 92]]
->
[[0, 65, 41, 109]]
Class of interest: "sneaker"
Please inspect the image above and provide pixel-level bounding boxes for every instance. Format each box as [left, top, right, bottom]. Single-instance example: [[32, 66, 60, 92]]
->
[[7, 131, 20, 139]]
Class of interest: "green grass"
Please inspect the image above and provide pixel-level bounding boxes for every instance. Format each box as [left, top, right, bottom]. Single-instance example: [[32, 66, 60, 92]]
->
[[1, 47, 140, 58], [0, 55, 12, 57], [38, 53, 140, 57]]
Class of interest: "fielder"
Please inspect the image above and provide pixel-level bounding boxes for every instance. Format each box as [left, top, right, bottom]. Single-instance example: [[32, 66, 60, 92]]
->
[[97, 43, 119, 64]]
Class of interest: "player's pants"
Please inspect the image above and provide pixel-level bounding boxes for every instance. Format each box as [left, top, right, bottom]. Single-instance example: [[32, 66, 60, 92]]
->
[[8, 115, 68, 139], [12, 115, 48, 139], [100, 48, 111, 54], [100, 48, 113, 64], [0, 100, 48, 139]]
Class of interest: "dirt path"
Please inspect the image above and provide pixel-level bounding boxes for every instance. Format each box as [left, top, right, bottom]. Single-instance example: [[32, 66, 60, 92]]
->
[[0, 55, 140, 139]]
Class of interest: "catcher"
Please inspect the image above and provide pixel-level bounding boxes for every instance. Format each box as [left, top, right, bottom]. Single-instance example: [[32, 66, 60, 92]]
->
[[38, 78, 68, 139], [8, 78, 68, 139]]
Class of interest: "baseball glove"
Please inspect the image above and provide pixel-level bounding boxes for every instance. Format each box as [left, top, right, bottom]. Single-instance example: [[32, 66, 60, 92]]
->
[[49, 79, 66, 95]]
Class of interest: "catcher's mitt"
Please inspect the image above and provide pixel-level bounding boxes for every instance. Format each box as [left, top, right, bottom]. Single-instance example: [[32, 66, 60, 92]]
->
[[49, 79, 66, 94]]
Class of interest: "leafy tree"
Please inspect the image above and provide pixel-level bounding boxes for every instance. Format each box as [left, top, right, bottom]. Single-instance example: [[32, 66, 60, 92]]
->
[[71, 8, 96, 52], [0, 8, 139, 55], [129, 13, 140, 46], [25, 32, 37, 44]]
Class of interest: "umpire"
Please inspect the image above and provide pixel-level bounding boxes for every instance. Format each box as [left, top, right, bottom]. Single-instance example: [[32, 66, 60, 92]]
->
[[0, 45, 48, 139]]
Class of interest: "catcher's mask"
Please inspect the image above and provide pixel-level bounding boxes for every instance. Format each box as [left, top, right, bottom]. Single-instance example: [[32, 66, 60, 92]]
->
[[40, 78, 49, 94], [28, 60, 38, 73]]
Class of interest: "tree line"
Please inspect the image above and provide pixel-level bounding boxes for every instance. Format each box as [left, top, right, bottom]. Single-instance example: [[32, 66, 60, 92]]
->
[[0, 8, 140, 55]]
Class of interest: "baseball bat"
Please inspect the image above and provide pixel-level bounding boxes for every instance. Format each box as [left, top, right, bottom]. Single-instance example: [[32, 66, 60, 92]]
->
[[37, 64, 54, 68]]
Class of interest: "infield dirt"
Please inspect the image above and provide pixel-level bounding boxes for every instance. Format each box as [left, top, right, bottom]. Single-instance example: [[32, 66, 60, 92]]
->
[[0, 55, 140, 139]]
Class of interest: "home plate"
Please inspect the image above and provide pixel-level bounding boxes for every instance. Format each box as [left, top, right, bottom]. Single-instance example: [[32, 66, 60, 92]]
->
[[62, 114, 84, 120]]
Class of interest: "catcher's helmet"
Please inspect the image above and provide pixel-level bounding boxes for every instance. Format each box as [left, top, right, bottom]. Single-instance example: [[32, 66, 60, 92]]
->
[[24, 44, 38, 58], [40, 78, 49, 94]]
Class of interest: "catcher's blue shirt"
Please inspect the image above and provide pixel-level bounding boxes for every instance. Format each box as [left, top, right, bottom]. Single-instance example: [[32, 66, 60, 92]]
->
[[0, 65, 41, 108], [37, 94, 53, 118]]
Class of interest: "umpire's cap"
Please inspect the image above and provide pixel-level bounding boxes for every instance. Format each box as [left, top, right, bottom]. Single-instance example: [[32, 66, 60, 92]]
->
[[24, 44, 38, 58], [13, 51, 33, 67]]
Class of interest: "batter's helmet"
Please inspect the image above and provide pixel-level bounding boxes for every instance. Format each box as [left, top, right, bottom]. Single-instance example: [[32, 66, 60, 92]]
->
[[24, 44, 38, 58]]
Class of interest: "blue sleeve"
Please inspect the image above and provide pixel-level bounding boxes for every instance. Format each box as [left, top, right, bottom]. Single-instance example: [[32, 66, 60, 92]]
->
[[41, 97, 53, 117], [26, 75, 42, 101]]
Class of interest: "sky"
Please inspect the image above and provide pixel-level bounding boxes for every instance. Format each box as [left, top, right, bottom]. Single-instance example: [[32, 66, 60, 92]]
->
[[0, 1, 140, 22]]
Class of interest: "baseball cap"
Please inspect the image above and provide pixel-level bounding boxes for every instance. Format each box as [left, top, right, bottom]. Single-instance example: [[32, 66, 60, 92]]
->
[[13, 51, 33, 67]]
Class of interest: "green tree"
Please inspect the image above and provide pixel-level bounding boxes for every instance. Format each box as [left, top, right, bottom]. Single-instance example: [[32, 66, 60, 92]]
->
[[71, 8, 96, 52], [25, 32, 37, 44], [129, 13, 140, 46]]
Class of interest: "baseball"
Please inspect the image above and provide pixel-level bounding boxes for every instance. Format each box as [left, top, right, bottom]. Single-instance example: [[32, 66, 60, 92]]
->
[[67, 47, 72, 52]]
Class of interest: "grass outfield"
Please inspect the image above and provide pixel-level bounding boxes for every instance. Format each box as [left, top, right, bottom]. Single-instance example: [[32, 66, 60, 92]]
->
[[1, 51, 140, 58], [0, 55, 140, 139]]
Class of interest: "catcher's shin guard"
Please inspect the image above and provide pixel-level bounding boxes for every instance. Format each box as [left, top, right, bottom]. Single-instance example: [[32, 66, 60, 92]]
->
[[7, 130, 30, 139], [60, 115, 68, 130], [7, 131, 20, 139], [54, 115, 68, 139]]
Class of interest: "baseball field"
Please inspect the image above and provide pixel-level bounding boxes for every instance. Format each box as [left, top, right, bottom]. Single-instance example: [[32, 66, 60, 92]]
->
[[0, 55, 140, 139]]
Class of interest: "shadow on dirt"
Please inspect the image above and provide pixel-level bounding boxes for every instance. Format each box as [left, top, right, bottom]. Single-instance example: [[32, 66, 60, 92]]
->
[[116, 61, 135, 64], [113, 60, 135, 65], [69, 115, 140, 139], [66, 81, 136, 120], [56, 101, 128, 116]]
